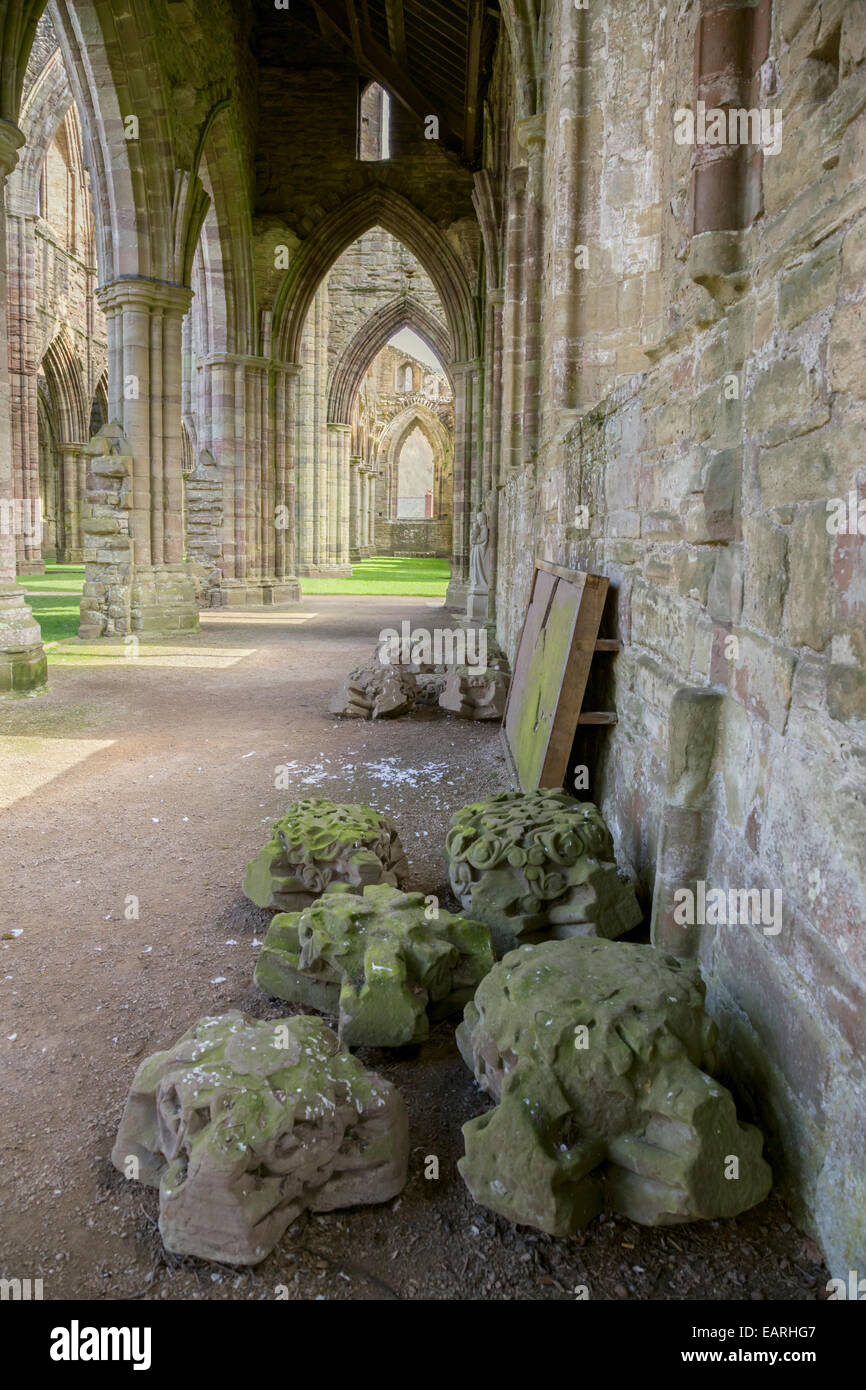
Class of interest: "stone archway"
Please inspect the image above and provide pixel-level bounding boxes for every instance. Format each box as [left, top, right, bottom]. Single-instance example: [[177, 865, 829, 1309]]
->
[[271, 187, 481, 600], [327, 295, 453, 427], [373, 403, 453, 560]]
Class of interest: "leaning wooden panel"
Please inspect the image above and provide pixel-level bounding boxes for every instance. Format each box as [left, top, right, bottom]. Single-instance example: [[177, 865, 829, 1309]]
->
[[502, 562, 609, 791]]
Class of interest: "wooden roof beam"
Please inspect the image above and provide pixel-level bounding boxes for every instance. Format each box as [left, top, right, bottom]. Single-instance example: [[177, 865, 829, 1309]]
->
[[463, 0, 484, 160], [384, 0, 407, 65]]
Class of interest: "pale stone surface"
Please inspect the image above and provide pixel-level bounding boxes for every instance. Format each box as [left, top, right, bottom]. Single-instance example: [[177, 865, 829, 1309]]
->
[[444, 790, 642, 954], [244, 798, 409, 912], [111, 1011, 408, 1265], [438, 665, 509, 720], [329, 663, 417, 719], [255, 883, 494, 1046], [457, 938, 772, 1235]]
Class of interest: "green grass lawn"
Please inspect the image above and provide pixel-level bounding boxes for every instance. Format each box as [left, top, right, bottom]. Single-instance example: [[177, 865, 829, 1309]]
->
[[18, 556, 448, 647], [22, 562, 85, 593], [22, 563, 85, 644], [27, 593, 82, 644], [301, 557, 450, 596]]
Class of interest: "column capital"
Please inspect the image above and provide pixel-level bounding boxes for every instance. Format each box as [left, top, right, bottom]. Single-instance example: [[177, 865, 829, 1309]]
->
[[204, 352, 273, 371], [450, 357, 483, 376], [327, 421, 353, 434], [0, 120, 25, 182], [487, 287, 505, 307], [514, 113, 546, 154], [96, 276, 193, 316]]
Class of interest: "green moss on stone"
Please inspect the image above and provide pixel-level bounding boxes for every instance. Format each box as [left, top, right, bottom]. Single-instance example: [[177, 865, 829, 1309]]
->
[[457, 937, 772, 1235], [255, 882, 495, 1046]]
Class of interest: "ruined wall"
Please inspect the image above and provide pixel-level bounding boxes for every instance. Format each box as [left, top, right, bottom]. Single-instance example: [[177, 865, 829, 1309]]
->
[[495, 0, 866, 1274], [325, 230, 446, 378]]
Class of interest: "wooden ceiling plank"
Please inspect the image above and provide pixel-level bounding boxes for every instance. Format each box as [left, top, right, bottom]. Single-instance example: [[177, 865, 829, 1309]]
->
[[311, 0, 464, 153], [462, 0, 484, 157], [384, 0, 408, 65]]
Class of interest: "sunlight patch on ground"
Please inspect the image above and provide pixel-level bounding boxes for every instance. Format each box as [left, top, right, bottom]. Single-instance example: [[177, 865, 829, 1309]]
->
[[48, 643, 255, 669], [0, 736, 116, 810], [200, 611, 320, 625]]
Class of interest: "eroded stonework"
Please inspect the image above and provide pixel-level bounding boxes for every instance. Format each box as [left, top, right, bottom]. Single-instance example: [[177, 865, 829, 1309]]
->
[[438, 665, 509, 720], [111, 1011, 408, 1265], [255, 882, 494, 1046], [457, 937, 772, 1235], [444, 789, 642, 953], [244, 798, 409, 911], [329, 663, 417, 719]]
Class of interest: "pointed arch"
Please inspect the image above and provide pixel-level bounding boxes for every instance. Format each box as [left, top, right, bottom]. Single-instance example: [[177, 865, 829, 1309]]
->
[[273, 187, 478, 368], [328, 295, 452, 426], [9, 46, 73, 214], [49, 0, 179, 282], [40, 327, 89, 442]]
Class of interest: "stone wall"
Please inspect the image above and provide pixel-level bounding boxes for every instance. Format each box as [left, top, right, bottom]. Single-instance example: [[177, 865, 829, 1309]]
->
[[375, 518, 450, 557], [493, 0, 866, 1274]]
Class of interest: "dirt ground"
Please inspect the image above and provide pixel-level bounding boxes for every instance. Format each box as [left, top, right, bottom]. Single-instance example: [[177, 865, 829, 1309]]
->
[[0, 597, 828, 1301]]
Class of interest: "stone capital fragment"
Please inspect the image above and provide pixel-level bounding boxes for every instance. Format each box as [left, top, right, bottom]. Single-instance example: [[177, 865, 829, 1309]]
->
[[243, 797, 409, 912], [112, 1011, 408, 1264], [457, 938, 772, 1234], [255, 883, 494, 1046]]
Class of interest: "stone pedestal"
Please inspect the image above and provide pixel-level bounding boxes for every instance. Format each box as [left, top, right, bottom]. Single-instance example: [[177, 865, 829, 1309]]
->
[[467, 587, 490, 621], [96, 277, 199, 637], [0, 121, 45, 692]]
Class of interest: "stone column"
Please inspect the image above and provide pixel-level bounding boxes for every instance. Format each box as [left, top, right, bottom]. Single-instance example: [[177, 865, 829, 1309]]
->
[[58, 442, 86, 562], [6, 195, 42, 573], [326, 423, 352, 575], [96, 277, 198, 635], [349, 455, 362, 562], [484, 287, 505, 625], [445, 358, 483, 612], [273, 362, 300, 600], [0, 121, 45, 692], [202, 352, 300, 604], [516, 115, 545, 465]]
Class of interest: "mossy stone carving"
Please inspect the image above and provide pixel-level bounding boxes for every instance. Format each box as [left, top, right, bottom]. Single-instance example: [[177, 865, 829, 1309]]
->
[[443, 789, 642, 953], [457, 937, 772, 1235], [111, 1011, 408, 1265], [244, 797, 409, 911], [255, 883, 494, 1046]]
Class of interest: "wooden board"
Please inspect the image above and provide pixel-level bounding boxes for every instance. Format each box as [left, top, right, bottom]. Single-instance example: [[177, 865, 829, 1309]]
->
[[501, 561, 609, 791]]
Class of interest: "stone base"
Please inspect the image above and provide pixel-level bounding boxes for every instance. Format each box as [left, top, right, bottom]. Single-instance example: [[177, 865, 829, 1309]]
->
[[131, 565, 199, 637], [445, 577, 468, 611], [0, 584, 47, 693], [219, 577, 302, 606], [467, 588, 490, 622], [56, 548, 85, 565], [297, 563, 353, 578], [17, 560, 45, 576]]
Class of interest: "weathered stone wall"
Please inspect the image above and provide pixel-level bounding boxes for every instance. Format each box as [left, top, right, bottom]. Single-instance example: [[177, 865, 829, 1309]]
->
[[375, 518, 451, 556], [493, 0, 866, 1274]]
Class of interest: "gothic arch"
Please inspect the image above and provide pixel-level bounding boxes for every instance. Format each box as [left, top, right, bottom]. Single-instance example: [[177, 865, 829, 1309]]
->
[[48, 0, 186, 283], [40, 328, 89, 442], [195, 104, 256, 357], [272, 188, 479, 368], [327, 295, 452, 426], [378, 402, 453, 522], [9, 46, 73, 214]]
